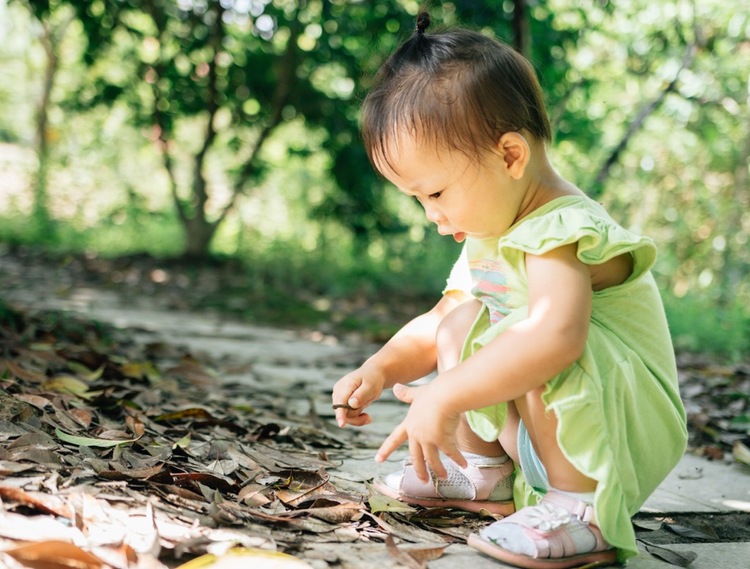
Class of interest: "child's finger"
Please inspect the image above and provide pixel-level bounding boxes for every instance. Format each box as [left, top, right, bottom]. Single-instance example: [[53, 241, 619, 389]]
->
[[375, 423, 407, 463], [392, 383, 415, 404], [409, 439, 429, 482], [334, 405, 349, 427], [424, 445, 445, 479], [442, 442, 468, 470], [342, 411, 371, 427], [347, 382, 379, 410]]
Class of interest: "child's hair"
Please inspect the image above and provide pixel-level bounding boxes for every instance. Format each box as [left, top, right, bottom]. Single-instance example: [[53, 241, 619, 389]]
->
[[362, 12, 552, 172]]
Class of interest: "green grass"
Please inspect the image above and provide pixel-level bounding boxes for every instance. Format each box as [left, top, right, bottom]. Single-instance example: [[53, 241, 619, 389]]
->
[[2, 213, 748, 359], [663, 293, 750, 360]]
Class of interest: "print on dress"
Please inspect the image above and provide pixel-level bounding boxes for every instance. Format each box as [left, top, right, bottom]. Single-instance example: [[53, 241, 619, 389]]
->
[[470, 258, 511, 324]]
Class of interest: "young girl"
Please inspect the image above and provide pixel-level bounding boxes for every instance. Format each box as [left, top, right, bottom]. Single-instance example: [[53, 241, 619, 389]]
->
[[332, 13, 687, 569]]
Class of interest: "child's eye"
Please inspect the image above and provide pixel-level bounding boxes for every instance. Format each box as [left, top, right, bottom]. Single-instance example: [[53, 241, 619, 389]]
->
[[429, 191, 442, 199]]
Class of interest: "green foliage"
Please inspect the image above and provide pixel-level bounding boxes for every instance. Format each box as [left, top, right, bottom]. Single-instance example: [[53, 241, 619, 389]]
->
[[0, 0, 748, 357], [663, 293, 750, 360]]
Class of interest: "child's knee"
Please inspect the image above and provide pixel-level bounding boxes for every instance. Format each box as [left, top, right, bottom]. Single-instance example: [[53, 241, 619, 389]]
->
[[436, 299, 482, 352]]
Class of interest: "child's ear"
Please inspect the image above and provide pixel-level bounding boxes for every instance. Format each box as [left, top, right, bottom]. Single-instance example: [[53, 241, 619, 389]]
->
[[495, 132, 530, 179]]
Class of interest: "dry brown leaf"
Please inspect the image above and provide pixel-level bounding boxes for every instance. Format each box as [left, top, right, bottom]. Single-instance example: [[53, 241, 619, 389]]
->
[[0, 486, 73, 518], [384, 535, 426, 569], [14, 393, 52, 409], [154, 408, 216, 422], [125, 414, 146, 437], [7, 432, 57, 451], [68, 408, 94, 428], [5, 540, 105, 569], [5, 360, 48, 383], [0, 461, 37, 475], [305, 501, 364, 524]]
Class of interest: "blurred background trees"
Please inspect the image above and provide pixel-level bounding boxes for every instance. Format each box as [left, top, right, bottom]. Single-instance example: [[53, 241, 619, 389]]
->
[[0, 0, 748, 357]]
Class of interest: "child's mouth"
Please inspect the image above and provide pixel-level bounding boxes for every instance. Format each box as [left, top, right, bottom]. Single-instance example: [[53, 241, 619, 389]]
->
[[453, 232, 466, 243]]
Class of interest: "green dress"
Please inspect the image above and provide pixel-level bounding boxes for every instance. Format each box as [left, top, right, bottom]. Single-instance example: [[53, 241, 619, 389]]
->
[[447, 195, 687, 562]]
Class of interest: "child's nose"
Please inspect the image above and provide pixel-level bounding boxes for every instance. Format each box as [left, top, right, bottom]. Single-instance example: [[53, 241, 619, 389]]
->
[[424, 206, 442, 223]]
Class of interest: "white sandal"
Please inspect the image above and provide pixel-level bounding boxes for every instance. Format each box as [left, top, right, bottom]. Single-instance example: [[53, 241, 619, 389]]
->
[[372, 456, 515, 515], [468, 490, 617, 568]]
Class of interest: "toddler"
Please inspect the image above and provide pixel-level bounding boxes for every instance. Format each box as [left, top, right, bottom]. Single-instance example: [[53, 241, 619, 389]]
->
[[332, 12, 687, 569]]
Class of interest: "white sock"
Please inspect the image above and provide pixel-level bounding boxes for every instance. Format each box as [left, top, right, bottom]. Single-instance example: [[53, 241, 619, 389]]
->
[[462, 451, 510, 466], [553, 487, 595, 504], [384, 451, 512, 500]]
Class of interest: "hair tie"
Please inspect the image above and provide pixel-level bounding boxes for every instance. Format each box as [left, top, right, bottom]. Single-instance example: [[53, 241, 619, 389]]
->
[[416, 12, 431, 35]]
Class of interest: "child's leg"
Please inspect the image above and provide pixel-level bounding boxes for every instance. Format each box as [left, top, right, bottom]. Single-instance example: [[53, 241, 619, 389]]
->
[[470, 387, 615, 568], [515, 386, 596, 493]]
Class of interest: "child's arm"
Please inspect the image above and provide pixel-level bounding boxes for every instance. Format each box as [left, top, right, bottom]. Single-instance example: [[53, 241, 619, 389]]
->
[[376, 244, 591, 480], [332, 291, 468, 427]]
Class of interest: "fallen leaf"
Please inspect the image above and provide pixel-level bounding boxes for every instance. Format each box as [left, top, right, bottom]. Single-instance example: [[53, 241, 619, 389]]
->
[[0, 486, 74, 518], [638, 539, 698, 567], [5, 540, 105, 569], [154, 408, 216, 422], [633, 518, 664, 531], [0, 513, 85, 545], [733, 439, 750, 466], [14, 393, 52, 409], [68, 408, 94, 428], [43, 375, 91, 397], [174, 547, 314, 569], [66, 362, 106, 382], [0, 460, 36, 475], [304, 501, 364, 524], [367, 484, 417, 514], [55, 428, 139, 447], [665, 521, 719, 541], [5, 360, 47, 383], [7, 432, 57, 450], [385, 535, 426, 569]]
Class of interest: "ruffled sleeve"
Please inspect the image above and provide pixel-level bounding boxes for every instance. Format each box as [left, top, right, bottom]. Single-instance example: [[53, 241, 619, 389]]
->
[[497, 196, 656, 283]]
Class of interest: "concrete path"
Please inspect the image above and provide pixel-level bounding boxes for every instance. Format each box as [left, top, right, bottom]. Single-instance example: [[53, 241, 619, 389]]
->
[[4, 277, 750, 568]]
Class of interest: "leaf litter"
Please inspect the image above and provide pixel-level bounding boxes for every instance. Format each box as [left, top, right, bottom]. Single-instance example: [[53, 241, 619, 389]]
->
[[0, 302, 477, 568], [1, 252, 750, 568]]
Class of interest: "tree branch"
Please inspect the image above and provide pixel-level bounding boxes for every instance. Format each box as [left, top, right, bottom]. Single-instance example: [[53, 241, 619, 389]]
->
[[217, 19, 302, 222], [146, 3, 188, 225], [192, 2, 225, 218], [591, 42, 697, 197]]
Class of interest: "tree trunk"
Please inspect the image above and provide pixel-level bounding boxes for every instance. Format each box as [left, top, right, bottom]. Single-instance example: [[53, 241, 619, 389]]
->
[[512, 0, 530, 58], [183, 216, 219, 260], [33, 21, 57, 233]]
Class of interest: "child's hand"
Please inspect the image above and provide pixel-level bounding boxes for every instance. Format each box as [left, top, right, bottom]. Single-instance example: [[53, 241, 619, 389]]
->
[[331, 367, 386, 428], [375, 383, 467, 482]]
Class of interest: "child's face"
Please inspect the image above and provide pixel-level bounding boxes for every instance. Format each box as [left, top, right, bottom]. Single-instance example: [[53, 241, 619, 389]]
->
[[376, 132, 521, 242]]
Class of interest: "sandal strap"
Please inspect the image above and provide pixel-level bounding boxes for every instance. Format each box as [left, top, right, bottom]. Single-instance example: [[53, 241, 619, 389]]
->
[[534, 492, 609, 554], [542, 491, 597, 526]]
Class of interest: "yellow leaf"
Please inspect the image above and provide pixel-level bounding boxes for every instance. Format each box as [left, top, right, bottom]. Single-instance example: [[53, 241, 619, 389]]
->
[[43, 375, 90, 397], [66, 361, 106, 381], [367, 482, 417, 514], [734, 440, 750, 466], [175, 548, 314, 569]]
